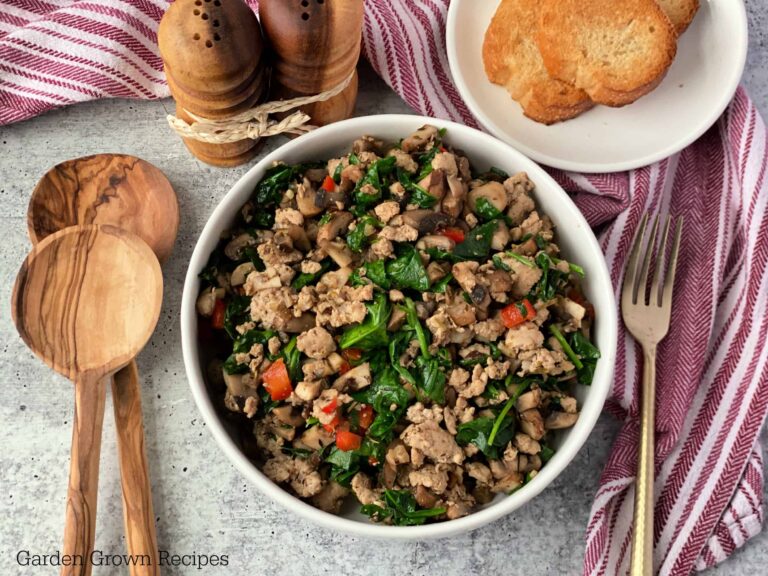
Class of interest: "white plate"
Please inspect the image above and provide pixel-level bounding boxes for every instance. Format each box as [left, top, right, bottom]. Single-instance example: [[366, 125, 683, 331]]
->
[[446, 0, 748, 173]]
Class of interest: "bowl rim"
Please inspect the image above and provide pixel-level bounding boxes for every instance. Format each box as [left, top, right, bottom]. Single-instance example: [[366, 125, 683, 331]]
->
[[181, 114, 617, 539]]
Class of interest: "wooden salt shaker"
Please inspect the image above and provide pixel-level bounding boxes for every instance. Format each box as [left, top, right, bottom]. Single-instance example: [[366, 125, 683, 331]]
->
[[158, 0, 267, 167], [259, 0, 364, 127]]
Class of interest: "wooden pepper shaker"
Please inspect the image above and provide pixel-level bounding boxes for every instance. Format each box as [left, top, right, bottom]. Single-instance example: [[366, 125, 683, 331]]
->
[[158, 0, 267, 166], [259, 0, 364, 127]]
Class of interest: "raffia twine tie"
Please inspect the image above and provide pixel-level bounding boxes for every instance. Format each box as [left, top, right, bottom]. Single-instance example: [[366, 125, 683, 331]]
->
[[166, 71, 355, 144]]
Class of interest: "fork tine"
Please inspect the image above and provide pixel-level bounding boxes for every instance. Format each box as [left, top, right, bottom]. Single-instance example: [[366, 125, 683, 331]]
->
[[635, 215, 659, 305], [661, 217, 683, 309], [651, 215, 672, 306], [624, 213, 648, 304]]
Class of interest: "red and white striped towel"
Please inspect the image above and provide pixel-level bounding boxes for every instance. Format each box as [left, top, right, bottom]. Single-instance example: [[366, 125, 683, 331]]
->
[[1, 1, 767, 574]]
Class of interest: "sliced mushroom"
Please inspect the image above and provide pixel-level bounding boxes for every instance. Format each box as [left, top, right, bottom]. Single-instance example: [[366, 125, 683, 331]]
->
[[468, 181, 508, 214], [327, 352, 345, 373], [484, 269, 513, 295], [223, 370, 256, 398], [296, 179, 326, 217], [382, 461, 398, 489], [442, 174, 468, 218], [431, 151, 458, 176], [331, 362, 372, 391], [402, 125, 439, 153], [493, 471, 524, 493], [516, 388, 542, 412], [417, 169, 447, 203], [321, 240, 354, 268], [469, 284, 491, 309], [196, 287, 224, 317], [316, 211, 354, 244], [272, 405, 305, 427], [415, 234, 455, 252], [414, 485, 439, 508], [295, 379, 323, 402], [401, 209, 454, 235], [519, 409, 545, 440], [297, 425, 334, 451], [284, 224, 311, 252], [385, 440, 410, 466], [284, 313, 316, 333], [545, 411, 579, 429], [387, 307, 406, 331], [426, 261, 449, 284], [230, 262, 255, 287], [224, 233, 257, 260], [446, 302, 476, 327], [491, 220, 510, 251], [304, 168, 327, 183]]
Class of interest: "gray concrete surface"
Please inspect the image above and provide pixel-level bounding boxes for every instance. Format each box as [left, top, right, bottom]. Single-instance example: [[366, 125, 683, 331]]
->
[[1, 2, 767, 574]]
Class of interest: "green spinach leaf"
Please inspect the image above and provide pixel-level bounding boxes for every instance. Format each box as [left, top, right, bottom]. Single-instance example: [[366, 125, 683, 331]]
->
[[346, 215, 383, 252], [339, 293, 391, 350], [570, 331, 600, 385], [352, 156, 397, 208], [413, 356, 446, 404], [455, 415, 514, 460], [223, 295, 252, 340], [291, 259, 331, 290], [281, 336, 302, 382], [361, 490, 446, 526], [453, 220, 498, 261], [222, 328, 278, 374], [386, 244, 430, 291]]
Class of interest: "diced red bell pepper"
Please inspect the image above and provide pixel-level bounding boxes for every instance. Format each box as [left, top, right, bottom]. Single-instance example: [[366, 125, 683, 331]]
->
[[368, 456, 379, 466], [338, 360, 352, 375], [439, 145, 448, 153], [358, 404, 374, 430], [336, 429, 362, 451], [501, 299, 536, 328], [439, 227, 465, 243], [342, 348, 362, 362], [211, 299, 226, 330], [262, 358, 292, 401], [322, 175, 335, 192], [321, 398, 338, 414], [323, 413, 341, 433]]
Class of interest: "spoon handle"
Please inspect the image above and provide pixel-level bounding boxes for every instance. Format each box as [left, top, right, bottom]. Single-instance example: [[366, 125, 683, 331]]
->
[[61, 378, 106, 576], [112, 361, 161, 576]]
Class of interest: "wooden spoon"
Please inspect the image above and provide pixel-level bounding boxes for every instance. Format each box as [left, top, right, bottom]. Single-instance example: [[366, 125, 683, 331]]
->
[[12, 225, 163, 576], [28, 154, 179, 576]]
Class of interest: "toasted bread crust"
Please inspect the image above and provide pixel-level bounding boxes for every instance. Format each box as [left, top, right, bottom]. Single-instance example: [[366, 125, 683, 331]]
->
[[536, 0, 677, 107], [656, 0, 699, 34], [483, 0, 593, 124]]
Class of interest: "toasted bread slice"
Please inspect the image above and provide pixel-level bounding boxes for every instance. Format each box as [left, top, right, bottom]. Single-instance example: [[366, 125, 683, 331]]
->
[[536, 0, 677, 107], [656, 0, 699, 34], [483, 0, 593, 125]]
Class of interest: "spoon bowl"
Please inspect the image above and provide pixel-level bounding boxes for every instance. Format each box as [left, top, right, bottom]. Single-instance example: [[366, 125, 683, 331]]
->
[[13, 224, 163, 379], [28, 154, 179, 263]]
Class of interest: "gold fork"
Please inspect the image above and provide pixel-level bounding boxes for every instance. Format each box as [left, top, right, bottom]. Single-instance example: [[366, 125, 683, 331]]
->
[[622, 213, 684, 576]]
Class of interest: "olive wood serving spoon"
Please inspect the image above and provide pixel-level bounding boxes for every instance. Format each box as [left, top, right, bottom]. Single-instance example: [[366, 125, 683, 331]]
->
[[28, 154, 179, 576], [11, 225, 163, 576]]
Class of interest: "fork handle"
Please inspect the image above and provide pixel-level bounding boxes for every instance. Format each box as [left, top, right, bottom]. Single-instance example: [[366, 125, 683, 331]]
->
[[631, 346, 657, 576]]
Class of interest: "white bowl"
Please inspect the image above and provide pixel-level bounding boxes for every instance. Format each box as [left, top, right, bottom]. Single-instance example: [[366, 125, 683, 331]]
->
[[181, 115, 617, 539]]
